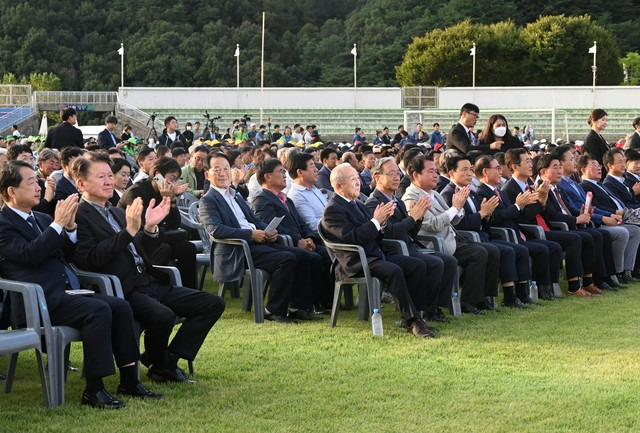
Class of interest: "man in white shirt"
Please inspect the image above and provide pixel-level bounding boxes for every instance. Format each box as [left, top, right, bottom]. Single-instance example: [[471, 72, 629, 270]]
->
[[287, 152, 328, 233]]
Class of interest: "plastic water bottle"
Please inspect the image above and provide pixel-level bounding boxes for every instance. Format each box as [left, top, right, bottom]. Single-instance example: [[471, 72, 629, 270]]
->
[[529, 280, 539, 303], [451, 289, 462, 316], [371, 308, 383, 337]]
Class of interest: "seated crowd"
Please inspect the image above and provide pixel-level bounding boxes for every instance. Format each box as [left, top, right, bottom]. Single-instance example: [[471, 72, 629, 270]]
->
[[2, 103, 640, 407]]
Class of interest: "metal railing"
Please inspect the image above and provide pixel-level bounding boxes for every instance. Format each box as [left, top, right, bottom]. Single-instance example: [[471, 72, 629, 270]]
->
[[402, 87, 438, 109], [33, 91, 118, 107], [0, 104, 36, 132], [116, 101, 164, 132], [0, 85, 32, 106]]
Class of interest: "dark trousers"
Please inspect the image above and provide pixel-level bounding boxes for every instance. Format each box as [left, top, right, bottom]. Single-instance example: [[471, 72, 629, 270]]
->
[[453, 241, 495, 304], [151, 240, 198, 290], [522, 239, 562, 285], [368, 254, 426, 321], [49, 293, 139, 380], [410, 249, 457, 313], [543, 231, 584, 279], [249, 243, 314, 315], [126, 283, 224, 368], [491, 240, 531, 282]]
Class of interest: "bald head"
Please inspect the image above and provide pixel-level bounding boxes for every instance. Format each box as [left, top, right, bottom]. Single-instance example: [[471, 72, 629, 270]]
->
[[330, 163, 360, 200]]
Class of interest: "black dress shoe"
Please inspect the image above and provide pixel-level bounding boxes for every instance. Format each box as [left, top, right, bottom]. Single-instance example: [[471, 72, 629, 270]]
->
[[426, 310, 450, 323], [265, 312, 298, 323], [139, 352, 151, 368], [117, 382, 164, 399], [502, 298, 528, 309], [461, 302, 483, 315], [478, 297, 496, 311], [408, 319, 436, 338], [313, 305, 331, 315], [288, 309, 323, 321], [82, 389, 126, 409], [598, 282, 617, 292], [147, 366, 190, 383]]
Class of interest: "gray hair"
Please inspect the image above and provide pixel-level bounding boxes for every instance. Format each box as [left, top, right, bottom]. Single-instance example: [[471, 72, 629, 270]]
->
[[371, 156, 395, 177], [329, 163, 352, 188]]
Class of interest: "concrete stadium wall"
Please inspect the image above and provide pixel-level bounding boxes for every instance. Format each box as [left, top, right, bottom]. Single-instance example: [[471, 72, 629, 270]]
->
[[438, 86, 640, 110], [118, 87, 403, 110]]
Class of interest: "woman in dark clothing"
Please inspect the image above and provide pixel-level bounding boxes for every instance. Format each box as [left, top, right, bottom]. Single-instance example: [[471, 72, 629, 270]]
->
[[583, 109, 610, 179], [478, 114, 523, 155]]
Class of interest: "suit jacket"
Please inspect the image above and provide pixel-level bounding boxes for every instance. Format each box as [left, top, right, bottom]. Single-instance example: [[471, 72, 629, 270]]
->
[[359, 173, 372, 197], [402, 183, 461, 255], [435, 175, 450, 193], [447, 123, 492, 155], [0, 207, 75, 324], [583, 130, 610, 174], [180, 164, 209, 197], [365, 189, 423, 254], [543, 186, 580, 229], [118, 179, 180, 229], [44, 121, 84, 150], [440, 183, 490, 241], [579, 180, 621, 214], [396, 175, 411, 199], [199, 187, 267, 282], [623, 171, 640, 193], [98, 128, 118, 149], [629, 132, 640, 150], [558, 177, 610, 226], [74, 201, 169, 295], [476, 182, 523, 235], [54, 175, 78, 202], [252, 189, 313, 245], [501, 178, 545, 225], [316, 166, 333, 191], [321, 195, 385, 281], [603, 175, 640, 209]]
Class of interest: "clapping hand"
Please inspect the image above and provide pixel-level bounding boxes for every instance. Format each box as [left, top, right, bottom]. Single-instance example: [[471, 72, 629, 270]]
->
[[408, 196, 431, 221], [53, 193, 79, 231], [373, 201, 395, 226], [144, 197, 171, 231]]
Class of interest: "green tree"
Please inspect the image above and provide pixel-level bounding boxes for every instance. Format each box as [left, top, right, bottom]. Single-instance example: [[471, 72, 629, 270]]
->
[[620, 52, 640, 85]]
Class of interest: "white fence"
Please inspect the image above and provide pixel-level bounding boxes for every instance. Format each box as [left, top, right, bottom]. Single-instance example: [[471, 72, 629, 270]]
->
[[118, 87, 403, 110]]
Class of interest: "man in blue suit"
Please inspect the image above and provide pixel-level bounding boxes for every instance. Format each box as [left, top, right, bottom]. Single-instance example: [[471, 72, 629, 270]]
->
[[251, 158, 332, 312], [55, 147, 85, 202], [555, 145, 637, 288], [199, 153, 317, 323]]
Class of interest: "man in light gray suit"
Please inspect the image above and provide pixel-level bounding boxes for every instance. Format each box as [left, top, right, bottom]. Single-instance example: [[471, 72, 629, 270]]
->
[[402, 154, 498, 314]]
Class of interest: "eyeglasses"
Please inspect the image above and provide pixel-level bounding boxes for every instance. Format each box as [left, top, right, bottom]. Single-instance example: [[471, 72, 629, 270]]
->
[[487, 165, 501, 170], [466, 111, 480, 119], [212, 167, 230, 173], [271, 169, 287, 175]]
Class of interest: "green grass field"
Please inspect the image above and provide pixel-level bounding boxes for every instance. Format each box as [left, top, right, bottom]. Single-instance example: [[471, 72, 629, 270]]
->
[[2, 282, 640, 433]]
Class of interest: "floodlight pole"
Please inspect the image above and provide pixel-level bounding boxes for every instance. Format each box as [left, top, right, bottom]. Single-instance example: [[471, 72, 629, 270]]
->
[[119, 43, 124, 88], [260, 12, 265, 125]]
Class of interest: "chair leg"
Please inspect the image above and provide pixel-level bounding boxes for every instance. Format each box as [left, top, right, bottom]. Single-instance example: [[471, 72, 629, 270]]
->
[[242, 278, 252, 312], [252, 272, 265, 323], [330, 282, 343, 328], [4, 352, 18, 394], [343, 284, 354, 310], [358, 283, 370, 321], [198, 265, 208, 290], [34, 350, 51, 406], [187, 360, 194, 376]]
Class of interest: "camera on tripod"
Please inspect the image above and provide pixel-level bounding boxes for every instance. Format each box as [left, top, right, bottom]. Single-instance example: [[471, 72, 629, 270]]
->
[[239, 114, 251, 127]]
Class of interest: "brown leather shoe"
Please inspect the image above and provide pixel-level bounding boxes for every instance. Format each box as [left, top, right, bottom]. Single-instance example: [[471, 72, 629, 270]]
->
[[567, 288, 593, 297], [582, 284, 602, 296]]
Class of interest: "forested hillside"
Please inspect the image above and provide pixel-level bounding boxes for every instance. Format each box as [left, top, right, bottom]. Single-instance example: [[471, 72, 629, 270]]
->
[[1, 0, 639, 90]]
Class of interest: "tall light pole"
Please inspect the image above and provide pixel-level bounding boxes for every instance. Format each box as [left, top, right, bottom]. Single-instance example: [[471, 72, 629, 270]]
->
[[589, 41, 597, 107], [234, 44, 240, 88], [260, 12, 265, 124], [470, 43, 476, 88], [351, 44, 357, 108], [117, 43, 124, 88]]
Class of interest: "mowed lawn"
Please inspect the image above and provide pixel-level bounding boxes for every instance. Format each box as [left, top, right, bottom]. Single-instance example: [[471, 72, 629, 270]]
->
[[2, 280, 640, 433]]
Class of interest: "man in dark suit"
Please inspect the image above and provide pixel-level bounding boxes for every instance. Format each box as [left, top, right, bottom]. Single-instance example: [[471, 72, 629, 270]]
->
[[603, 148, 640, 209], [251, 158, 332, 312], [316, 147, 338, 191], [623, 149, 640, 194], [321, 163, 435, 337], [199, 153, 318, 323], [365, 156, 458, 322], [45, 107, 85, 150], [342, 151, 372, 196], [629, 117, 640, 150], [475, 155, 563, 301], [441, 155, 532, 307], [55, 147, 85, 202], [0, 161, 161, 408], [118, 156, 196, 289], [503, 148, 593, 297], [97, 115, 120, 149], [578, 153, 640, 283], [73, 153, 225, 383], [447, 103, 503, 155]]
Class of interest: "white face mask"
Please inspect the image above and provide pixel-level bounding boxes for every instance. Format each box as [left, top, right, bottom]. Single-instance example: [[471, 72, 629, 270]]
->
[[494, 126, 507, 137]]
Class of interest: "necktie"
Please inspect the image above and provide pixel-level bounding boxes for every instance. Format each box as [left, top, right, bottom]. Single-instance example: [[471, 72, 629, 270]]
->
[[597, 182, 625, 210], [467, 130, 473, 143], [525, 185, 551, 232], [27, 215, 81, 290], [553, 189, 572, 216], [494, 187, 501, 201], [350, 200, 367, 220]]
